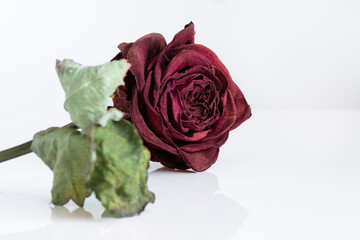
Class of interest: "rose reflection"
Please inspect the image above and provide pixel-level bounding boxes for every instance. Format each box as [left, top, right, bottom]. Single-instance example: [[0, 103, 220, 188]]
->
[[143, 167, 248, 239], [1, 168, 247, 240]]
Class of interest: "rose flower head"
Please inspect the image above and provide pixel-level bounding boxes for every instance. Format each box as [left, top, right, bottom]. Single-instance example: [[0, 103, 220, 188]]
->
[[113, 22, 251, 172]]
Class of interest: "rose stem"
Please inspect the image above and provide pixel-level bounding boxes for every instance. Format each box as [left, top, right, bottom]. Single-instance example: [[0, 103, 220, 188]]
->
[[0, 122, 77, 163], [0, 141, 33, 163]]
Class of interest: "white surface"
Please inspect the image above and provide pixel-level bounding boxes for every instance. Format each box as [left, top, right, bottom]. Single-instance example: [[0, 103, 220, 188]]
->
[[0, 110, 360, 240], [1, 0, 360, 239]]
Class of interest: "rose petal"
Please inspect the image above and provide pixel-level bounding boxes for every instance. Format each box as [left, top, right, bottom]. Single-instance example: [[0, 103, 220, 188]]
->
[[113, 86, 130, 118], [162, 22, 195, 53], [195, 91, 236, 143], [213, 66, 230, 97], [161, 50, 212, 81], [181, 132, 229, 152], [229, 81, 252, 130], [131, 88, 178, 155], [150, 149, 189, 169], [158, 75, 213, 141], [111, 51, 124, 61], [167, 44, 230, 78], [144, 103, 173, 144], [179, 147, 220, 172], [118, 42, 133, 57], [124, 33, 166, 91], [149, 22, 196, 92]]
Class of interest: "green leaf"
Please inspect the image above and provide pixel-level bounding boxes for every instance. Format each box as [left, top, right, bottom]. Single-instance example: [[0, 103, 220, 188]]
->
[[31, 126, 92, 207], [97, 107, 123, 127], [88, 120, 155, 218], [55, 59, 130, 131]]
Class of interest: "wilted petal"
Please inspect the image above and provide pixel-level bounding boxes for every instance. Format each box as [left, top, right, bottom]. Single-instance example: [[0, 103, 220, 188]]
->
[[123, 33, 166, 91], [161, 50, 212, 81], [113, 87, 130, 118], [213, 92, 237, 134], [228, 80, 252, 130], [180, 147, 219, 172], [166, 44, 232, 81], [118, 42, 133, 57], [162, 22, 195, 52], [181, 132, 229, 152], [131, 88, 178, 155], [150, 149, 189, 169]]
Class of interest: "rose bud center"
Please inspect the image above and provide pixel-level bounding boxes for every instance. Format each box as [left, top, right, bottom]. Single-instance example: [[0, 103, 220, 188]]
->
[[160, 74, 220, 141]]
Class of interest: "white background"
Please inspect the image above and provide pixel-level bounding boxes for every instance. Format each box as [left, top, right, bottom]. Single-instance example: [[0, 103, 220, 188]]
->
[[0, 0, 359, 239]]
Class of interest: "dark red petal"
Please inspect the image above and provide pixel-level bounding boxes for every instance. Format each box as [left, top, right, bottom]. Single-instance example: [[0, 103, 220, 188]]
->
[[181, 132, 229, 152], [213, 66, 229, 97], [150, 149, 189, 170], [211, 91, 237, 136], [229, 83, 252, 130], [180, 147, 220, 172], [166, 44, 231, 81], [141, 70, 177, 144], [145, 22, 196, 103], [144, 104, 173, 143], [111, 51, 124, 61], [118, 42, 133, 57], [161, 50, 212, 81], [131, 89, 178, 155], [125, 33, 166, 91], [113, 87, 130, 118], [158, 74, 214, 142], [162, 22, 195, 53]]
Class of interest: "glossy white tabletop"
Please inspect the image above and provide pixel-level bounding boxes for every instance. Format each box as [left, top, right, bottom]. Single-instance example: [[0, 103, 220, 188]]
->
[[0, 109, 359, 240]]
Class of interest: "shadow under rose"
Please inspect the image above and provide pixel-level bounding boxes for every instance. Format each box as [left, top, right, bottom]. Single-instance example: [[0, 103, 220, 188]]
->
[[0, 167, 247, 240]]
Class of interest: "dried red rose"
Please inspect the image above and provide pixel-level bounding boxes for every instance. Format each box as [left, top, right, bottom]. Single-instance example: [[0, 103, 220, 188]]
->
[[112, 22, 251, 171]]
